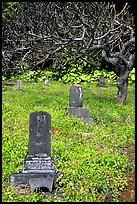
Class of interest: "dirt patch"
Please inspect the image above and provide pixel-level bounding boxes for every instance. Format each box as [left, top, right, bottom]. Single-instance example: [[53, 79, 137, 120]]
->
[[118, 146, 135, 202], [105, 146, 135, 202], [119, 171, 135, 202]]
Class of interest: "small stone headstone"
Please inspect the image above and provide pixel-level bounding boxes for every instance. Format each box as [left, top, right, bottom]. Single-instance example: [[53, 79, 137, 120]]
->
[[98, 75, 106, 87], [44, 78, 49, 86], [10, 111, 58, 193], [16, 80, 22, 90], [68, 84, 93, 125], [110, 79, 113, 86]]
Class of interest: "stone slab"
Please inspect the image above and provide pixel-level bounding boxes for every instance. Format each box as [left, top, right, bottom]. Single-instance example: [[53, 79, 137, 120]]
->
[[68, 107, 90, 118], [81, 117, 93, 125]]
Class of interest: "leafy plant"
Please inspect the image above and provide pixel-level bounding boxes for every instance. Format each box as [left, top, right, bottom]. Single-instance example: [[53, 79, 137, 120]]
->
[[2, 80, 134, 202], [8, 70, 59, 83]]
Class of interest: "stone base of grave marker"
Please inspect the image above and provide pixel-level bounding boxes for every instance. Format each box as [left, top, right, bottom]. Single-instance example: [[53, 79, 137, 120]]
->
[[98, 83, 106, 87], [10, 156, 58, 192], [68, 107, 93, 125], [81, 118, 93, 125], [11, 172, 58, 192], [68, 107, 89, 118]]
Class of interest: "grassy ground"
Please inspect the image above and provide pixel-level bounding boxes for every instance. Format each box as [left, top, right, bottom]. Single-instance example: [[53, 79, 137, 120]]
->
[[2, 81, 135, 202]]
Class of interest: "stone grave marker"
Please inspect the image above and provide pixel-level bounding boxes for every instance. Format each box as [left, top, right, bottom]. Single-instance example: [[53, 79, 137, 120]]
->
[[28, 112, 51, 156], [69, 84, 82, 107], [110, 79, 114, 86], [44, 78, 49, 86], [68, 84, 93, 125], [98, 74, 106, 87], [16, 80, 22, 90], [10, 111, 58, 193]]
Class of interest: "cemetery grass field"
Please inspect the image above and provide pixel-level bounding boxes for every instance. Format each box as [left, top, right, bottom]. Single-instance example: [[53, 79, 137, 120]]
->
[[2, 81, 135, 202]]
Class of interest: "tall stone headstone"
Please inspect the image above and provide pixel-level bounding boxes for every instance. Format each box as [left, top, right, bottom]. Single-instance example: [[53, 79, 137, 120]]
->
[[68, 84, 93, 125], [28, 112, 51, 156], [10, 112, 58, 193], [98, 75, 106, 87], [16, 80, 22, 90]]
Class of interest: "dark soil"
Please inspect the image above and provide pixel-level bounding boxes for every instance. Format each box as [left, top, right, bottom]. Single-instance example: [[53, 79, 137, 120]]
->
[[119, 171, 135, 202], [119, 147, 135, 202]]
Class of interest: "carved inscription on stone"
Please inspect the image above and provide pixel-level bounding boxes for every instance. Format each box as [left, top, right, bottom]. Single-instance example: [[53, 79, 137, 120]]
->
[[24, 158, 54, 171], [29, 112, 51, 156]]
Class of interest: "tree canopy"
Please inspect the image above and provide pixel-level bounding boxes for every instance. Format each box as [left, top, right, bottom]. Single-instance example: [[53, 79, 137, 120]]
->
[[2, 2, 135, 104]]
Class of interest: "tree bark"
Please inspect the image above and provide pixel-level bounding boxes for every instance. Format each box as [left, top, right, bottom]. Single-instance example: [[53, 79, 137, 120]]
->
[[114, 69, 130, 104]]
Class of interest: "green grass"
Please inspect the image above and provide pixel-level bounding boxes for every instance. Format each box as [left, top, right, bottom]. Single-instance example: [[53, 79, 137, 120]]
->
[[2, 81, 135, 202]]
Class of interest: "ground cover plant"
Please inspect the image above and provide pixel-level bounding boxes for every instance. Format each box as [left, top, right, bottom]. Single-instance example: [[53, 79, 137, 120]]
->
[[2, 81, 135, 202]]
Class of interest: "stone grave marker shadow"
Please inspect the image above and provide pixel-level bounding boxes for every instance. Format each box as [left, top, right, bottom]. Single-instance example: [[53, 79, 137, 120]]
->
[[10, 111, 58, 193]]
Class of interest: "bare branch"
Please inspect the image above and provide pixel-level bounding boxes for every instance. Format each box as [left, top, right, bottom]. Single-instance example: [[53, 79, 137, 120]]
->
[[2, 2, 135, 76]]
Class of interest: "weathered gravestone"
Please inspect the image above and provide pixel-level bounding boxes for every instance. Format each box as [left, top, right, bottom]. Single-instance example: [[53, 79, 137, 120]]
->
[[98, 74, 106, 87], [69, 84, 83, 107], [68, 84, 93, 125], [16, 80, 22, 90], [10, 111, 58, 192], [110, 79, 114, 86], [44, 78, 49, 86]]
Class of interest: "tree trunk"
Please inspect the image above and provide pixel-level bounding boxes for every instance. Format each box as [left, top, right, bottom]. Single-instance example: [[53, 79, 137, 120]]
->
[[114, 69, 130, 104]]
